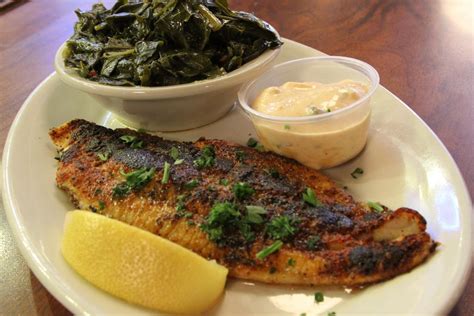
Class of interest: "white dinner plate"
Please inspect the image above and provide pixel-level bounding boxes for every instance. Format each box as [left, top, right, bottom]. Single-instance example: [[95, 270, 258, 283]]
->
[[2, 39, 472, 315]]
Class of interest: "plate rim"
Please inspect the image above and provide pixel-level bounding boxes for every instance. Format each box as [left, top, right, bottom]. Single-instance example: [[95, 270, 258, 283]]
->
[[2, 38, 472, 315]]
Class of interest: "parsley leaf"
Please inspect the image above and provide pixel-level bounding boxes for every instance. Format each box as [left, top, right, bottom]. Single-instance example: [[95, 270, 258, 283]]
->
[[120, 135, 143, 148], [170, 146, 179, 160], [219, 179, 229, 186], [184, 179, 199, 189], [246, 137, 265, 152], [351, 167, 364, 179], [247, 137, 258, 147], [245, 205, 266, 224], [97, 152, 109, 161], [113, 167, 155, 198], [314, 292, 324, 303], [201, 202, 240, 243], [307, 235, 321, 250], [162, 162, 171, 184], [194, 145, 215, 169], [174, 158, 184, 165], [368, 201, 384, 212], [287, 258, 296, 266], [233, 182, 255, 200], [303, 187, 322, 207], [256, 240, 283, 260], [266, 215, 299, 240]]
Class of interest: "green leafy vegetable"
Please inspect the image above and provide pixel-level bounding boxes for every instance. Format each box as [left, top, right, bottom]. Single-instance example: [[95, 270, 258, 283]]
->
[[120, 135, 143, 148], [247, 137, 258, 147], [266, 215, 299, 240], [303, 187, 322, 207], [307, 235, 321, 250], [184, 179, 199, 189], [219, 178, 229, 186], [201, 202, 240, 243], [314, 292, 324, 303], [232, 182, 254, 200], [368, 201, 384, 212], [162, 162, 171, 184], [98, 200, 105, 210], [194, 145, 215, 169], [287, 258, 296, 266], [245, 205, 266, 224], [256, 240, 283, 260], [170, 147, 179, 159], [65, 0, 282, 87], [97, 152, 109, 161], [351, 167, 364, 179], [113, 167, 155, 198], [174, 158, 184, 165]]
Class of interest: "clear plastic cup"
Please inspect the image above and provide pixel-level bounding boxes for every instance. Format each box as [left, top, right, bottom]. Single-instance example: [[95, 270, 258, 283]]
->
[[238, 56, 379, 169]]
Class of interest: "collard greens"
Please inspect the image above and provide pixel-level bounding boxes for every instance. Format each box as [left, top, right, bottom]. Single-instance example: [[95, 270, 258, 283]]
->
[[64, 0, 283, 86]]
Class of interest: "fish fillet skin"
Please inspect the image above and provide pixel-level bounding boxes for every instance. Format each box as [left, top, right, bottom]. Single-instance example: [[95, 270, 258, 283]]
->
[[49, 119, 437, 286]]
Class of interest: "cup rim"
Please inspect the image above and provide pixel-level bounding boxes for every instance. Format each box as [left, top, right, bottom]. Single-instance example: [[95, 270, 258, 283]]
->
[[237, 56, 380, 123]]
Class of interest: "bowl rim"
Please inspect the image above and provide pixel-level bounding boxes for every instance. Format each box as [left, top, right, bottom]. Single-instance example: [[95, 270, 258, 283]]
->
[[54, 42, 281, 100], [237, 56, 380, 123]]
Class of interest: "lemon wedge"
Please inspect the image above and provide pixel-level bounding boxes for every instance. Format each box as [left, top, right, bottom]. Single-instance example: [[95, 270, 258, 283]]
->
[[61, 210, 228, 313]]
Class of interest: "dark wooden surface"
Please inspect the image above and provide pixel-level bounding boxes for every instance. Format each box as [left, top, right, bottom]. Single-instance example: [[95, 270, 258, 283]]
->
[[0, 0, 472, 314]]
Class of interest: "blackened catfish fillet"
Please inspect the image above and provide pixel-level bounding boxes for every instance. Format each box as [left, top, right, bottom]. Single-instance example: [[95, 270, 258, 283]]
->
[[50, 119, 436, 286]]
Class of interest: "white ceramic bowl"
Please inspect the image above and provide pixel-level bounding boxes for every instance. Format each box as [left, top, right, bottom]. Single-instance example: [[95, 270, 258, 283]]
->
[[238, 56, 379, 169], [54, 43, 280, 131]]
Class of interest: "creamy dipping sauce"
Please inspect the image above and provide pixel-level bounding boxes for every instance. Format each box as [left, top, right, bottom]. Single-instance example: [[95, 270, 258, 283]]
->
[[253, 80, 369, 116], [251, 80, 371, 169]]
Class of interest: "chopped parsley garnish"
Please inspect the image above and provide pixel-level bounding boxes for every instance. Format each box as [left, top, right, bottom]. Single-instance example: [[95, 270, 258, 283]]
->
[[219, 179, 229, 186], [98, 201, 105, 210], [266, 215, 299, 240], [268, 168, 281, 179], [120, 135, 143, 149], [112, 183, 131, 198], [170, 146, 179, 160], [246, 137, 265, 152], [177, 210, 193, 218], [174, 158, 184, 165], [97, 152, 109, 161], [256, 240, 283, 260], [307, 235, 321, 250], [245, 205, 266, 224], [368, 201, 384, 212], [287, 258, 296, 266], [255, 143, 265, 152], [247, 137, 258, 147], [269, 267, 277, 274], [161, 162, 171, 184], [284, 124, 291, 130], [303, 187, 322, 207], [233, 182, 255, 200], [300, 313, 307, 316], [201, 202, 240, 243], [194, 145, 215, 169], [176, 194, 186, 211], [328, 312, 336, 316], [350, 167, 364, 179], [184, 179, 199, 189], [113, 168, 155, 198], [235, 150, 246, 162], [314, 292, 324, 303]]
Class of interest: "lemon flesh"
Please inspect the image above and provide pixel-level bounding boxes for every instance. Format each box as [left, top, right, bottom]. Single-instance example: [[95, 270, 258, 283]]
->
[[61, 210, 228, 314]]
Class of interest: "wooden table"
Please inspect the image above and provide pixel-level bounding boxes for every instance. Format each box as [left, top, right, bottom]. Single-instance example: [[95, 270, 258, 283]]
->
[[0, 0, 472, 314]]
